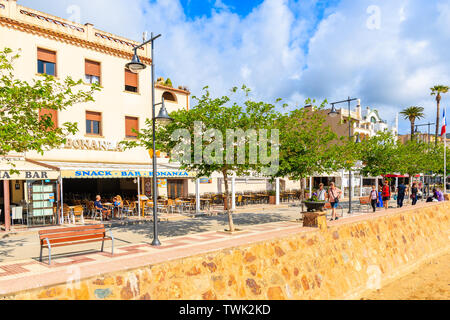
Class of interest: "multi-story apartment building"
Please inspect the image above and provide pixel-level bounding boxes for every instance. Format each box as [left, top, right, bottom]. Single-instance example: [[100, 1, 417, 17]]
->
[[0, 0, 194, 228]]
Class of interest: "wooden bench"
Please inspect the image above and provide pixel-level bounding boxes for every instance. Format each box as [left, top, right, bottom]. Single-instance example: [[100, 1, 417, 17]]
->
[[39, 224, 114, 265]]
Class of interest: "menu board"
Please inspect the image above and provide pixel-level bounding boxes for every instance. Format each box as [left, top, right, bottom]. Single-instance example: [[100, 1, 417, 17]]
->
[[28, 181, 56, 223]]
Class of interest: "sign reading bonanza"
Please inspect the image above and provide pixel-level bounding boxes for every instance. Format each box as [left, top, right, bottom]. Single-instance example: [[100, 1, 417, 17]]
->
[[61, 170, 195, 178]]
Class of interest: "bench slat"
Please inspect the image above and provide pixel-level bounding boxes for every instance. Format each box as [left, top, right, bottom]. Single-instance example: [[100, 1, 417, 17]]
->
[[42, 233, 106, 245], [47, 237, 112, 248], [39, 229, 106, 240], [39, 224, 106, 235]]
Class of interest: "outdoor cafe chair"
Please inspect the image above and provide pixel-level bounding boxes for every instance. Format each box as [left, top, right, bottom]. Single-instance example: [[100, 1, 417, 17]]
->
[[122, 201, 136, 218], [62, 204, 72, 224], [72, 205, 85, 224], [174, 199, 184, 213]]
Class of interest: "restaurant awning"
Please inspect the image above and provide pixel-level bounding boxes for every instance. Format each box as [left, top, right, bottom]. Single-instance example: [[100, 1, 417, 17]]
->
[[32, 160, 196, 179], [0, 159, 60, 180]]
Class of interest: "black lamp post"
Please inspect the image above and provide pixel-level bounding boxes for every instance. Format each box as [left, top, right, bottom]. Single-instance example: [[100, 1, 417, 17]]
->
[[328, 97, 360, 214], [126, 32, 173, 246], [414, 122, 435, 146]]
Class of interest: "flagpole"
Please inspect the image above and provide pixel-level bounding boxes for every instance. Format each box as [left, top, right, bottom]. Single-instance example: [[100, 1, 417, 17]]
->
[[444, 107, 447, 195]]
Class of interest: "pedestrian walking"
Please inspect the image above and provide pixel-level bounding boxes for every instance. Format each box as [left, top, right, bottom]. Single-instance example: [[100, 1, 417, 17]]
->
[[411, 183, 418, 205], [397, 182, 406, 208], [382, 180, 391, 210], [328, 182, 342, 221], [368, 185, 378, 212]]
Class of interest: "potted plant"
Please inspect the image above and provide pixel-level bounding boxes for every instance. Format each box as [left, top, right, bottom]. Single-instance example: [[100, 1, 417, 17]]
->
[[303, 192, 326, 212], [268, 190, 276, 204]]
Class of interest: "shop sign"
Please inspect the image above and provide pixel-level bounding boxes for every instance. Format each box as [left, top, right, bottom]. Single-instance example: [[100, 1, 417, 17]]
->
[[61, 170, 195, 178], [0, 170, 59, 180], [63, 138, 124, 152], [199, 178, 212, 184]]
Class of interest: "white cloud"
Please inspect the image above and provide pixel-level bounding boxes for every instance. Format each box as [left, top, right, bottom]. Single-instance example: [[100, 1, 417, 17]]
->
[[17, 0, 450, 134]]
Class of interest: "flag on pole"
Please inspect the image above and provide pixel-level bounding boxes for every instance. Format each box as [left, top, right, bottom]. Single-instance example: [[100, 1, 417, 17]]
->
[[441, 108, 447, 137]]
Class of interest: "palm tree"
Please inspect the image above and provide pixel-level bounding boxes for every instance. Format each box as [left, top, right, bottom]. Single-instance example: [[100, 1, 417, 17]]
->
[[431, 85, 449, 146], [400, 106, 425, 141]]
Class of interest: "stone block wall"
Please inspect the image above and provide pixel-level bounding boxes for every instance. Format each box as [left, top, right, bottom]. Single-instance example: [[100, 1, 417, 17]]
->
[[6, 202, 450, 300]]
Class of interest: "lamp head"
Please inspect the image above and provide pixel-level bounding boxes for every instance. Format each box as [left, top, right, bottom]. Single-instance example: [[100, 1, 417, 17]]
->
[[156, 98, 173, 125], [126, 52, 146, 73], [328, 104, 338, 118]]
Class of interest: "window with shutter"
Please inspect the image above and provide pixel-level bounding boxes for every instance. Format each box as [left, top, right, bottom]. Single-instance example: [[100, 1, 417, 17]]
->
[[125, 116, 139, 138], [39, 109, 58, 129], [125, 69, 138, 92], [85, 60, 101, 84], [86, 111, 102, 135], [37, 48, 56, 76]]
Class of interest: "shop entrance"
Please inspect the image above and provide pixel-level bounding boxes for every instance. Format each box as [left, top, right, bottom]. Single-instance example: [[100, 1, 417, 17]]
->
[[62, 178, 139, 204]]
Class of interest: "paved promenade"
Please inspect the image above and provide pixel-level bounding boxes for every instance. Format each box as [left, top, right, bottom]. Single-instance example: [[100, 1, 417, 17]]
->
[[0, 200, 434, 297]]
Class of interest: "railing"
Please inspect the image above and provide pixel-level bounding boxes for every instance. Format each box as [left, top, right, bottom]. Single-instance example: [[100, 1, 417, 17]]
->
[[19, 9, 85, 32], [95, 32, 144, 50]]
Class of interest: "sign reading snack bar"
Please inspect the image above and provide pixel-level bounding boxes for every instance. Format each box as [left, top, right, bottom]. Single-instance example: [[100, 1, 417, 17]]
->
[[61, 170, 196, 178], [63, 138, 124, 152], [0, 170, 60, 180]]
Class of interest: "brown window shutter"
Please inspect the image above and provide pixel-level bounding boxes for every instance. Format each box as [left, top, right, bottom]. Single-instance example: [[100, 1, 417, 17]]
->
[[85, 60, 101, 77], [86, 111, 101, 122], [37, 48, 56, 63], [125, 116, 139, 137], [39, 109, 58, 129], [125, 69, 138, 87]]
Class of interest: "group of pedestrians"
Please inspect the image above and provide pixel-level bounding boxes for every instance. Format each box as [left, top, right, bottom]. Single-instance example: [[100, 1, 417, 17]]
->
[[316, 179, 446, 221], [316, 182, 342, 222], [370, 181, 445, 212]]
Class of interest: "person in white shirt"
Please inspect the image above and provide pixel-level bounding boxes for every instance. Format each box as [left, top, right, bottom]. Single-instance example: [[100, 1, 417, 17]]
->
[[317, 183, 326, 201], [368, 185, 378, 212]]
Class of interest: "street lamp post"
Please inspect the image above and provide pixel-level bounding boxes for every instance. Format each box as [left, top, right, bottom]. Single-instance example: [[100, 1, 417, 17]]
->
[[415, 122, 436, 197], [328, 97, 360, 215], [125, 32, 173, 246], [414, 122, 435, 146]]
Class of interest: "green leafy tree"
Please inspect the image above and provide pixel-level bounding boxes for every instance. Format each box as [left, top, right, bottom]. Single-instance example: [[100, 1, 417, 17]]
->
[[431, 85, 449, 146], [121, 85, 279, 232], [0, 48, 100, 165], [275, 100, 345, 198], [357, 131, 400, 178], [400, 106, 425, 141], [396, 140, 430, 179]]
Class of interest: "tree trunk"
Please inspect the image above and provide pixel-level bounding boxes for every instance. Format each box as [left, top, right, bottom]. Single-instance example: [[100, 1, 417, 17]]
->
[[223, 169, 235, 232], [436, 95, 441, 147], [411, 119, 415, 141], [300, 177, 307, 200]]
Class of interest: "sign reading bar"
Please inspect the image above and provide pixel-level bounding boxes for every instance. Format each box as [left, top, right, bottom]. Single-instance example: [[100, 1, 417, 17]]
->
[[61, 170, 195, 178], [0, 170, 59, 180]]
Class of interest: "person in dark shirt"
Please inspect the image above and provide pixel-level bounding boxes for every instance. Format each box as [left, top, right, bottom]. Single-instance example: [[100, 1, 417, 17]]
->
[[397, 183, 406, 208], [94, 195, 111, 220], [411, 183, 418, 205]]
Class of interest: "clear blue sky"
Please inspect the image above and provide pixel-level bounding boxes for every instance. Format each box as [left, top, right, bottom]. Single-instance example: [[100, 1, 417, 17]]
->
[[180, 0, 265, 18]]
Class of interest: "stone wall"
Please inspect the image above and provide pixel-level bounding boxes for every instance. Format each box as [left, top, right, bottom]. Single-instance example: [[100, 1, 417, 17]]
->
[[6, 202, 450, 300]]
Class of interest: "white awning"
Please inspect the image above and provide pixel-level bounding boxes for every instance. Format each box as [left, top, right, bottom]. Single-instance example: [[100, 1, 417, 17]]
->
[[0, 159, 60, 180], [33, 160, 196, 179]]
